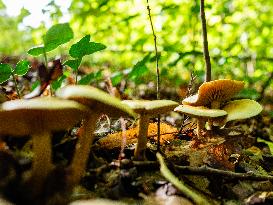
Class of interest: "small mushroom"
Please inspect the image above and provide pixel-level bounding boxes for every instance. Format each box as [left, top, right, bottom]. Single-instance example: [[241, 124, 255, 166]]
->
[[183, 79, 244, 109], [174, 105, 227, 138], [0, 97, 87, 191], [56, 85, 136, 187], [218, 99, 263, 125], [122, 100, 178, 160]]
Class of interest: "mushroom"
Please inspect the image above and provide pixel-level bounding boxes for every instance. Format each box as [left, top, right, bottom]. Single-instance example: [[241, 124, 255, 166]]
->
[[183, 79, 244, 109], [0, 97, 87, 191], [174, 105, 227, 139], [215, 99, 263, 126], [122, 100, 178, 160], [55, 85, 136, 187]]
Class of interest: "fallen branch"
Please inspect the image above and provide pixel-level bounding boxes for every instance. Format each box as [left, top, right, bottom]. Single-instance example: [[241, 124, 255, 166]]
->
[[132, 160, 273, 181]]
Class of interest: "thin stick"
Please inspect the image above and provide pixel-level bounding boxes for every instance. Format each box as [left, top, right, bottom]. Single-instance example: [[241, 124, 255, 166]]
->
[[146, 0, 161, 152], [132, 160, 273, 181], [118, 117, 127, 160], [200, 0, 211, 82]]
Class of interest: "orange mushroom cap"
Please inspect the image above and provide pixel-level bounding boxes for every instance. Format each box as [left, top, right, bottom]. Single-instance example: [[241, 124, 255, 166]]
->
[[182, 79, 244, 107]]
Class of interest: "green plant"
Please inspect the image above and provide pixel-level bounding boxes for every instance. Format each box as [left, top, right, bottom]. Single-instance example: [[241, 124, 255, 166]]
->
[[0, 60, 30, 98], [27, 23, 74, 58], [64, 34, 106, 84]]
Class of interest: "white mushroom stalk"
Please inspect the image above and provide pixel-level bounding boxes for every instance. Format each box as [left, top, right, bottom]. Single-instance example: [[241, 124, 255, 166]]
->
[[174, 105, 227, 139], [0, 97, 87, 192], [122, 100, 178, 160], [56, 85, 136, 188]]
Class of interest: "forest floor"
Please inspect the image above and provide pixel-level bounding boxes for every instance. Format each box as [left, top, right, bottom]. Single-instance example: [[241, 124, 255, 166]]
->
[[0, 58, 273, 205]]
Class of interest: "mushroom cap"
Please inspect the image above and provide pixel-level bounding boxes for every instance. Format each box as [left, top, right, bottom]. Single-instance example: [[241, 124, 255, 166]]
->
[[122, 100, 178, 116], [174, 105, 227, 118], [0, 97, 88, 136], [222, 99, 263, 122], [56, 85, 136, 118], [182, 79, 244, 106]]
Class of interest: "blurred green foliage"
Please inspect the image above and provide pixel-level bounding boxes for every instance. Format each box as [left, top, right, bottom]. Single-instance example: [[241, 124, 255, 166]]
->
[[1, 0, 273, 92]]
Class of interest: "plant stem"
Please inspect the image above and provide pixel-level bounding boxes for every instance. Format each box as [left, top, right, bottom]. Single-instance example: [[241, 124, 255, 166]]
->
[[43, 49, 49, 70], [75, 69, 78, 84], [200, 0, 211, 82], [43, 48, 53, 94], [156, 153, 212, 205], [146, 0, 161, 153], [11, 72, 21, 99]]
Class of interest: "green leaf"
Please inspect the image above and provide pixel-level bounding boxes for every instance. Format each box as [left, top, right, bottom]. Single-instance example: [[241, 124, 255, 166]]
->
[[237, 88, 260, 100], [128, 55, 150, 80], [64, 58, 82, 71], [69, 34, 106, 58], [257, 138, 273, 155], [31, 80, 40, 91], [111, 72, 123, 86], [78, 70, 102, 85], [51, 75, 67, 90], [43, 23, 74, 52], [27, 46, 45, 56], [0, 63, 12, 83], [14, 60, 30, 76]]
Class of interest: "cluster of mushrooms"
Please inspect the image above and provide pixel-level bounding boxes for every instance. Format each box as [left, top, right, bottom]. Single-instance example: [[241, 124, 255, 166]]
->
[[174, 79, 263, 139], [0, 85, 179, 197], [0, 79, 263, 199]]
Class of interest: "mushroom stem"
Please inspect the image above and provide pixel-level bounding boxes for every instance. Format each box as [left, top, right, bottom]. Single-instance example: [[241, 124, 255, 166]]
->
[[196, 119, 205, 139], [134, 114, 149, 160], [208, 101, 221, 129], [31, 130, 53, 188], [68, 113, 100, 187]]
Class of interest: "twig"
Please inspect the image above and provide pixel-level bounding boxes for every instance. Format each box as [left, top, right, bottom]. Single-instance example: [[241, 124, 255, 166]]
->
[[156, 153, 212, 205], [146, 0, 161, 153], [132, 160, 273, 181], [200, 0, 211, 82], [174, 165, 273, 181], [118, 117, 127, 161]]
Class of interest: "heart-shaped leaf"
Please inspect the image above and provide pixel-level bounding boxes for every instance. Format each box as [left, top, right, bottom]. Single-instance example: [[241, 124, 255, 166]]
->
[[69, 34, 106, 58], [44, 23, 74, 52], [27, 23, 74, 56], [14, 60, 30, 76], [0, 63, 12, 83]]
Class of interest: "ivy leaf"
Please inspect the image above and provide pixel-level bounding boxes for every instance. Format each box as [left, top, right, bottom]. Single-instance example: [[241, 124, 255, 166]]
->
[[78, 70, 102, 85], [27, 45, 45, 56], [44, 23, 74, 52], [14, 60, 30, 76], [0, 63, 12, 83], [64, 58, 82, 71], [69, 34, 106, 58]]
